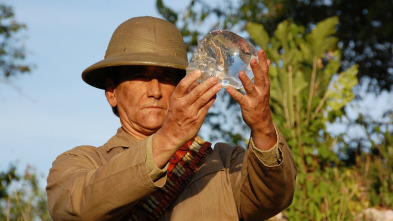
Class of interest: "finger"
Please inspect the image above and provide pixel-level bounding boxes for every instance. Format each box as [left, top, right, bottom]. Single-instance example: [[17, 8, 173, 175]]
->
[[250, 58, 264, 88], [251, 50, 268, 87], [265, 59, 271, 87], [198, 94, 217, 118], [185, 75, 219, 102], [226, 85, 246, 106], [186, 81, 200, 94], [192, 80, 221, 109], [257, 49, 270, 87], [258, 49, 269, 74], [238, 71, 257, 96], [173, 70, 201, 97]]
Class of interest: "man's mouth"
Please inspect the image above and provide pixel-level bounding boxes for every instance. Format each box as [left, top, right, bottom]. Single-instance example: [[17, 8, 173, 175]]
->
[[145, 106, 165, 109]]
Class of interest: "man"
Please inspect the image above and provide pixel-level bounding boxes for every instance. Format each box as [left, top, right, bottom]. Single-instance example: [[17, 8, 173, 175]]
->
[[46, 16, 297, 220]]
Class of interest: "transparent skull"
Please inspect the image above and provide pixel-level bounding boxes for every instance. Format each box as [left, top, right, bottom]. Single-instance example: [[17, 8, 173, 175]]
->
[[186, 30, 258, 89]]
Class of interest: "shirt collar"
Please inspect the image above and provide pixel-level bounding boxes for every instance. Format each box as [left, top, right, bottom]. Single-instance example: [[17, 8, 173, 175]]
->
[[103, 127, 139, 152]]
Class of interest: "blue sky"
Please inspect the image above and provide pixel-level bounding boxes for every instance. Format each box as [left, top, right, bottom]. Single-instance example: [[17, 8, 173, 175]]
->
[[1, 0, 392, 187], [0, 0, 189, 182]]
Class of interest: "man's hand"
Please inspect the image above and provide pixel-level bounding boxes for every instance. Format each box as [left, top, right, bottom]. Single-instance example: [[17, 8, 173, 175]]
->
[[152, 71, 221, 168], [226, 49, 277, 150]]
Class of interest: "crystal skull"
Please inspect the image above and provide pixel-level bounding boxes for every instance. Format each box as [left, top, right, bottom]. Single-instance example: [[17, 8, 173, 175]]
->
[[186, 30, 258, 89]]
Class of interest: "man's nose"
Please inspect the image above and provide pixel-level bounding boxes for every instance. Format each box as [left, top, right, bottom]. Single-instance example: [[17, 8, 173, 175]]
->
[[147, 78, 162, 99]]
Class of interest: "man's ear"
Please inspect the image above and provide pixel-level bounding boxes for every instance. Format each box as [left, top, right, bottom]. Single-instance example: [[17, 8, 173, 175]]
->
[[105, 78, 117, 108]]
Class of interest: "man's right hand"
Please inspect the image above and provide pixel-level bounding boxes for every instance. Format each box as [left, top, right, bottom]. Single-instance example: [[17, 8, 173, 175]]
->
[[152, 70, 222, 168]]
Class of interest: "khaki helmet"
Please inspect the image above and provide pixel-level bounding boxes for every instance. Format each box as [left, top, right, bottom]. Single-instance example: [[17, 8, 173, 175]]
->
[[82, 16, 188, 89]]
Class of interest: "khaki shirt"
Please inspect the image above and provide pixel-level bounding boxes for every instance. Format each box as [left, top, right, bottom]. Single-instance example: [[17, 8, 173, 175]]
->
[[46, 127, 297, 220]]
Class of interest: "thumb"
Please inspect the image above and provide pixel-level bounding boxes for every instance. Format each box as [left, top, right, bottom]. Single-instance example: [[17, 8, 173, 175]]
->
[[226, 86, 245, 106]]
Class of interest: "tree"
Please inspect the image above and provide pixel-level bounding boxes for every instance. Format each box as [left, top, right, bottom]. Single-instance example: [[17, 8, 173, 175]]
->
[[0, 164, 51, 220], [0, 4, 47, 220], [246, 17, 364, 219], [156, 1, 393, 218], [156, 0, 393, 94], [0, 3, 32, 81]]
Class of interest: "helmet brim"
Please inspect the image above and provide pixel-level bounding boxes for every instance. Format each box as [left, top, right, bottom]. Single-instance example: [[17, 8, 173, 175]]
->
[[82, 53, 188, 89]]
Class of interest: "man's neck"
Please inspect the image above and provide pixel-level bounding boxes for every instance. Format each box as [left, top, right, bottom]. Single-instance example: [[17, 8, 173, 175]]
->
[[121, 123, 156, 141]]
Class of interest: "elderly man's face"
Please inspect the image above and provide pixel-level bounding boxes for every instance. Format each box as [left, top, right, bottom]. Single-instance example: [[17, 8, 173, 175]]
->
[[106, 66, 182, 139]]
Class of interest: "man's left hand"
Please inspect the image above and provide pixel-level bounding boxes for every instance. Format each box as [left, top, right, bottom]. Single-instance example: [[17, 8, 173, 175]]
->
[[226, 49, 277, 150]]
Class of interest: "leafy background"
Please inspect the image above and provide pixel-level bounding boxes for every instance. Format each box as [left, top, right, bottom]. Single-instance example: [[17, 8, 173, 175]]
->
[[1, 0, 392, 220]]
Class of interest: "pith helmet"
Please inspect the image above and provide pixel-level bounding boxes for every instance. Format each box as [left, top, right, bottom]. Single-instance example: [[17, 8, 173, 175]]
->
[[82, 16, 188, 89]]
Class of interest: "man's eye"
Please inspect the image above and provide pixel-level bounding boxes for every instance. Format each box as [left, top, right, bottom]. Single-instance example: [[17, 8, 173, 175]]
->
[[158, 75, 176, 84], [133, 74, 149, 81], [162, 76, 172, 82]]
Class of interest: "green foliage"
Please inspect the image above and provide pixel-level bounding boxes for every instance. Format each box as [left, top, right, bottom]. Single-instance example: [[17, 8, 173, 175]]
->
[[0, 165, 19, 199], [288, 168, 366, 220], [0, 3, 32, 80], [247, 17, 393, 220], [143, 1, 393, 219], [247, 16, 358, 166], [155, 0, 178, 24], [0, 165, 51, 221], [326, 64, 358, 113], [350, 113, 393, 209], [159, 0, 393, 93]]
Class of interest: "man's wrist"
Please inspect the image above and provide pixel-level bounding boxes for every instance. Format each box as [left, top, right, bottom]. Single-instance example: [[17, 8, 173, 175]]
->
[[152, 130, 178, 169], [251, 120, 277, 151], [147, 135, 169, 181], [250, 137, 282, 166]]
